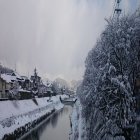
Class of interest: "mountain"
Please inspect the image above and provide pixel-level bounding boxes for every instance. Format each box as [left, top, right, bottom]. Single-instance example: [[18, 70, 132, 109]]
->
[[70, 80, 82, 91], [54, 78, 69, 89]]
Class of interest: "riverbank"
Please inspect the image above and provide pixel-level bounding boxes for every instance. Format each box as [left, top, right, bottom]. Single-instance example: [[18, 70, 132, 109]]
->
[[23, 106, 72, 140], [70, 99, 87, 140], [0, 95, 68, 140], [70, 100, 125, 140]]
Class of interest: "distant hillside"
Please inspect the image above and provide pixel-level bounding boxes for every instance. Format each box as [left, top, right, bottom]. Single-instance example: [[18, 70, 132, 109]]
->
[[0, 64, 13, 74], [54, 78, 69, 88], [70, 80, 82, 91]]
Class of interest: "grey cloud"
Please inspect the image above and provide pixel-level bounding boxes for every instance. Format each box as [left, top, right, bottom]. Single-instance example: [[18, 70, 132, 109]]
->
[[0, 0, 137, 81]]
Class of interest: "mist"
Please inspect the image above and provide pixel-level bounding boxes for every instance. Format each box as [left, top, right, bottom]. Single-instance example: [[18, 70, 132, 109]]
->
[[0, 0, 139, 81]]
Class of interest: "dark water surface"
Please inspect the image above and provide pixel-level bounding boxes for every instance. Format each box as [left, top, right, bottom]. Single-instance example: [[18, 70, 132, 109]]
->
[[23, 106, 72, 140]]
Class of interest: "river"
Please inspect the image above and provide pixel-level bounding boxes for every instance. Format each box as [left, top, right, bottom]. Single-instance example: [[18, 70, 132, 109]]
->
[[23, 106, 72, 140]]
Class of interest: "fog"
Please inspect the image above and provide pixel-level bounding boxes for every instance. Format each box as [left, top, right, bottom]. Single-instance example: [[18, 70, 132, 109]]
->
[[0, 0, 139, 81]]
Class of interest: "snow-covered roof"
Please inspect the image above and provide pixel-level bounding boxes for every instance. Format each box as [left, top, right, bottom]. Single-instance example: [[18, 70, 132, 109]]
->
[[21, 76, 28, 80], [20, 76, 31, 82], [12, 72, 23, 80], [1, 74, 16, 83], [5, 71, 23, 80], [12, 72, 19, 77], [1, 72, 27, 83]]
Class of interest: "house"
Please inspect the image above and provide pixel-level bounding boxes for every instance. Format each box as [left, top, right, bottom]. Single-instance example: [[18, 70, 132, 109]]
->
[[37, 82, 54, 97], [1, 73, 16, 90], [21, 76, 32, 90], [18, 88, 32, 99], [0, 76, 7, 99], [1, 71, 23, 86], [38, 84, 47, 97], [0, 73, 18, 98], [45, 82, 54, 96], [16, 76, 33, 99], [10, 72, 23, 86]]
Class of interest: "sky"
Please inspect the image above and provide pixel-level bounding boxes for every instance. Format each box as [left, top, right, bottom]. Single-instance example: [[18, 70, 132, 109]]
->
[[0, 0, 139, 82]]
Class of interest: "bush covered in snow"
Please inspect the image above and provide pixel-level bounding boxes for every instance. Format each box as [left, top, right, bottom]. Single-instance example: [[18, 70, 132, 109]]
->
[[78, 10, 140, 140]]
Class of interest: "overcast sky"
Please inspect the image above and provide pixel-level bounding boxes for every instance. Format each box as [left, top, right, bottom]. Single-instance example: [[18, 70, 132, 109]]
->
[[0, 0, 139, 81]]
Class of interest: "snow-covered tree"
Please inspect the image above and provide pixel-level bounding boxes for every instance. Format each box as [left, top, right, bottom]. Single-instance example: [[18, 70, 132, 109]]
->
[[0, 63, 13, 74], [31, 68, 41, 96], [78, 9, 140, 140], [52, 78, 70, 95]]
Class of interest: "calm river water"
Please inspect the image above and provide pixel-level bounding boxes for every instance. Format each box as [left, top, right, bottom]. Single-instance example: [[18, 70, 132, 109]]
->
[[23, 106, 72, 140]]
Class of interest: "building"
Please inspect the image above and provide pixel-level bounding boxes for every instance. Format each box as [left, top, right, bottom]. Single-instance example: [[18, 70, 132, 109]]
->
[[30, 68, 41, 95], [10, 72, 23, 86], [0, 76, 7, 98], [0, 73, 17, 99], [21, 76, 32, 90]]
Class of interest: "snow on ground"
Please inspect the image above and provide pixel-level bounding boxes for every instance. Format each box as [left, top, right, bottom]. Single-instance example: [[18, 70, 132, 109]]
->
[[70, 99, 86, 140], [70, 100, 125, 140], [0, 95, 67, 139]]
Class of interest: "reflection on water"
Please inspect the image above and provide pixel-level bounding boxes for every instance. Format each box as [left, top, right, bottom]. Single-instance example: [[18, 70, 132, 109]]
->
[[23, 106, 72, 140], [51, 111, 59, 128]]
